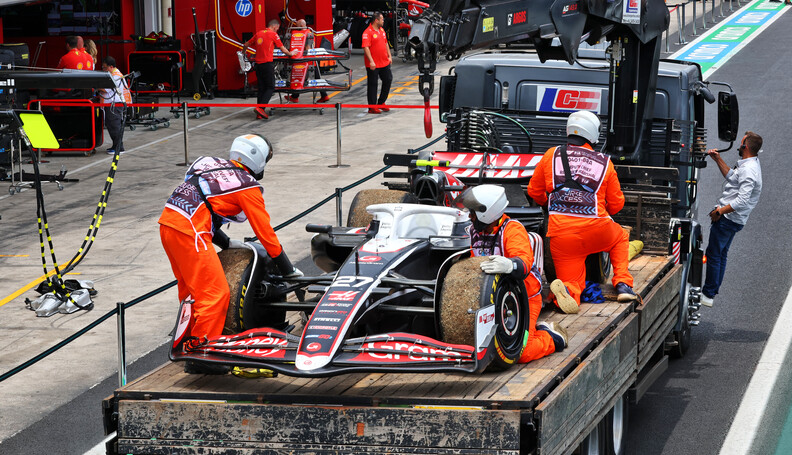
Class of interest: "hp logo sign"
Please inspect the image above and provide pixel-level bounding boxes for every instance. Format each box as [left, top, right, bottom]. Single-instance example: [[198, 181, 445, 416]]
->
[[235, 0, 253, 17]]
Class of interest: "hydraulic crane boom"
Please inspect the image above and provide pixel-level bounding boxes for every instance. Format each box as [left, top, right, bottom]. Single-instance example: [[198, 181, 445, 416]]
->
[[409, 0, 670, 159]]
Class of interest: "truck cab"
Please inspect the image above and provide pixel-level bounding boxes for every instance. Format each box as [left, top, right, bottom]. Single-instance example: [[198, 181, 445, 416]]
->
[[439, 50, 712, 220]]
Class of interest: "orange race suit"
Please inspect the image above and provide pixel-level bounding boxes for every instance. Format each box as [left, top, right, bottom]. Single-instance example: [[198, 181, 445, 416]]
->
[[470, 215, 555, 363], [527, 142, 633, 307], [158, 156, 284, 339]]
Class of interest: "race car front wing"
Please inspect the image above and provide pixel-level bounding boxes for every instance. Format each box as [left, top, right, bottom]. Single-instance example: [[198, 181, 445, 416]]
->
[[170, 305, 500, 377]]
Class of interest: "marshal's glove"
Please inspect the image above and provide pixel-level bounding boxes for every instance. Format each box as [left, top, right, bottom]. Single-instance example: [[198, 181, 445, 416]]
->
[[480, 255, 515, 275], [227, 239, 247, 249]]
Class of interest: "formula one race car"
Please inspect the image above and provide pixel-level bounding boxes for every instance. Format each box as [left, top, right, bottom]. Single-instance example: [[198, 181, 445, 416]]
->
[[170, 202, 539, 377]]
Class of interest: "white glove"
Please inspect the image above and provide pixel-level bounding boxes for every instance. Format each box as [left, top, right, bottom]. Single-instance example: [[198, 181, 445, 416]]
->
[[283, 267, 304, 279], [480, 255, 514, 275], [227, 239, 247, 249]]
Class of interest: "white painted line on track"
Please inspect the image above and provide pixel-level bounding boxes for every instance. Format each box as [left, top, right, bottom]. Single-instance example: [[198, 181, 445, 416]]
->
[[670, 0, 791, 79], [719, 285, 792, 454], [0, 107, 248, 202]]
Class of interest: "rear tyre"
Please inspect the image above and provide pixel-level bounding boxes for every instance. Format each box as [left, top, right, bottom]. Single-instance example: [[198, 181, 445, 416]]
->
[[585, 252, 612, 284], [604, 394, 629, 455], [544, 240, 610, 285], [219, 248, 285, 335], [439, 257, 525, 370], [346, 189, 417, 227]]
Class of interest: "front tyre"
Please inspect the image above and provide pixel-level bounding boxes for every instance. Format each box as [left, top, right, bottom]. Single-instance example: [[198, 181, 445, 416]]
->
[[438, 257, 526, 370], [219, 248, 285, 334]]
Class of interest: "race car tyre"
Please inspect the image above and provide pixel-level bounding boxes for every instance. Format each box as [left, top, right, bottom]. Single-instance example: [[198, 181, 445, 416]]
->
[[543, 240, 610, 285], [585, 252, 611, 285], [439, 256, 526, 370], [219, 248, 286, 335], [346, 189, 417, 227]]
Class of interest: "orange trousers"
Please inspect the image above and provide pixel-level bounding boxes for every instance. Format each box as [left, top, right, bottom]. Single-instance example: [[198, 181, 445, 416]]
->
[[549, 221, 633, 305], [519, 293, 556, 363], [160, 225, 230, 339]]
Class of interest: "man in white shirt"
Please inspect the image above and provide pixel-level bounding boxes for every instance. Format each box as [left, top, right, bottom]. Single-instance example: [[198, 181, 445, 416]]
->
[[701, 131, 763, 307]]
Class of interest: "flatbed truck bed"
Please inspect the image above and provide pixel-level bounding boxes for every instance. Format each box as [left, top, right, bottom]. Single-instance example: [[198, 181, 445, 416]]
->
[[103, 253, 682, 455]]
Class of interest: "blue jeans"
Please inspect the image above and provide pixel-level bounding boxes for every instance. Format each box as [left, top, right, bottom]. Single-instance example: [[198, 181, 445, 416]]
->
[[702, 216, 744, 298]]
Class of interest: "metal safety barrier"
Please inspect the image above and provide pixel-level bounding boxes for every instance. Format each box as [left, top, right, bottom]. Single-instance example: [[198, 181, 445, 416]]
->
[[663, 0, 748, 55]]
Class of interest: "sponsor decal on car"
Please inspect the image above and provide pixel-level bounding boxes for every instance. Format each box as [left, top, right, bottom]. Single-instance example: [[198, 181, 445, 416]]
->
[[475, 306, 497, 350], [323, 302, 354, 308], [205, 336, 289, 358], [326, 290, 359, 301], [348, 338, 473, 364], [358, 255, 382, 263], [306, 342, 321, 352], [318, 309, 349, 314], [313, 317, 341, 322], [308, 325, 338, 330]]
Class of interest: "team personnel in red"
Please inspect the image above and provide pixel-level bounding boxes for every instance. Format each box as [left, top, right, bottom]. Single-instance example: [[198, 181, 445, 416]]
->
[[457, 185, 568, 363], [57, 35, 93, 71], [527, 111, 637, 314], [243, 19, 295, 119], [361, 12, 393, 114], [159, 134, 302, 373]]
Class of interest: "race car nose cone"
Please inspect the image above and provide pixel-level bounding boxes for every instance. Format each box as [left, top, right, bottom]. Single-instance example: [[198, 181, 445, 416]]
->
[[296, 354, 331, 371]]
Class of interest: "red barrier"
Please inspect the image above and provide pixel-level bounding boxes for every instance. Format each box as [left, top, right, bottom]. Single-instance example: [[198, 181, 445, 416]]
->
[[31, 101, 440, 110]]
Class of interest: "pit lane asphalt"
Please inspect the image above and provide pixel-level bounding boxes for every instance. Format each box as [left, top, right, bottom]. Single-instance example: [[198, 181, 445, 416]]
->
[[627, 11, 792, 455], [2, 13, 790, 455]]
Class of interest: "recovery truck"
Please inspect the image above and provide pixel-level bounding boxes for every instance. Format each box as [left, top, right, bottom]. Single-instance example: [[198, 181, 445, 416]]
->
[[101, 0, 742, 453]]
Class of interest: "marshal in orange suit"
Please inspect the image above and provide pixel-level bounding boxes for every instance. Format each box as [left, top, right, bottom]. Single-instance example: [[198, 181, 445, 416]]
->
[[527, 111, 638, 314]]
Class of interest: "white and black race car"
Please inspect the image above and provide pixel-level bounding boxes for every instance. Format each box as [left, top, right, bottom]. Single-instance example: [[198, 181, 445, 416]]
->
[[170, 202, 536, 377]]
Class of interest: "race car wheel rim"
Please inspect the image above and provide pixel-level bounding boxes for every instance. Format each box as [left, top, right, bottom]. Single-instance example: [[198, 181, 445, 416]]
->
[[491, 276, 526, 363], [500, 291, 520, 337]]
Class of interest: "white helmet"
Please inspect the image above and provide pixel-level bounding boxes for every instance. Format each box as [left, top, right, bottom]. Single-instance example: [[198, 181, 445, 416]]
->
[[229, 134, 273, 176], [455, 185, 508, 224], [566, 110, 601, 144]]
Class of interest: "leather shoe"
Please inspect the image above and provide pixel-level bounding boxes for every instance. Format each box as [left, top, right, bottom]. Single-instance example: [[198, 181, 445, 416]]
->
[[255, 107, 268, 119], [368, 108, 382, 114], [317, 95, 331, 103], [379, 104, 390, 112]]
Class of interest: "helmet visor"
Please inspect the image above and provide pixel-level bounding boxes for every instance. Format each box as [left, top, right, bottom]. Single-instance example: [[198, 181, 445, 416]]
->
[[452, 187, 486, 214]]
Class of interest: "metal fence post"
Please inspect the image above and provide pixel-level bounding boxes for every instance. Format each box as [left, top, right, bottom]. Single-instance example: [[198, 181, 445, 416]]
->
[[692, 0, 698, 36], [729, 0, 734, 13], [117, 301, 127, 387], [179, 101, 189, 166], [719, 0, 724, 18], [711, 0, 717, 22], [702, 0, 708, 29], [335, 187, 343, 226], [665, 24, 670, 53], [329, 103, 350, 168], [677, 7, 688, 44]]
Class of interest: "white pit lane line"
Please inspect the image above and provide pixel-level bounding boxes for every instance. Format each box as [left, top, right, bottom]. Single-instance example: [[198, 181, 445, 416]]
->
[[719, 285, 792, 454]]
